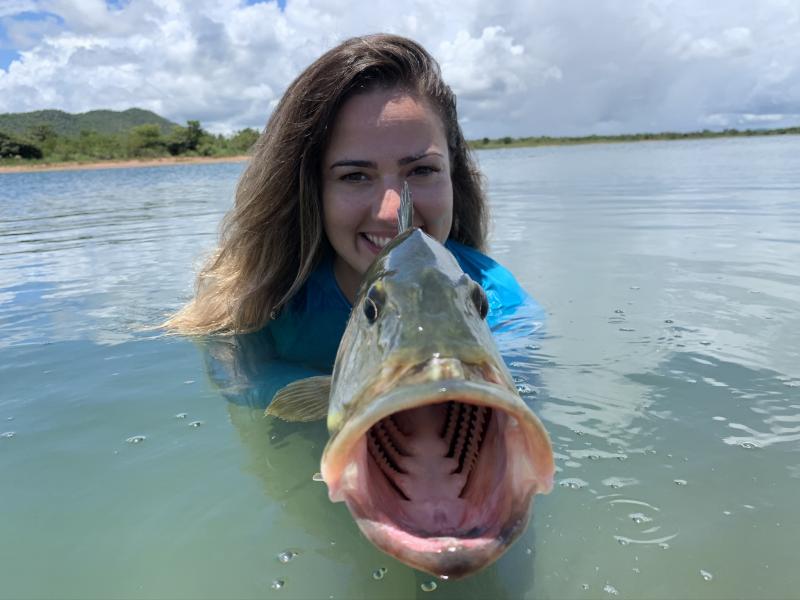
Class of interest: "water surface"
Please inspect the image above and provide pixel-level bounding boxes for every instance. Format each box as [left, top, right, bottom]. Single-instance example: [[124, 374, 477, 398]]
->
[[2, 138, 799, 599]]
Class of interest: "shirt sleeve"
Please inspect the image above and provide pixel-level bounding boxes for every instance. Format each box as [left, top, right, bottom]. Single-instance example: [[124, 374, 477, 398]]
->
[[446, 240, 546, 354]]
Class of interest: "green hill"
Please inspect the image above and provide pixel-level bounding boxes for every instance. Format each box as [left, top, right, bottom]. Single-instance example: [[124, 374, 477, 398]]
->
[[0, 108, 178, 138]]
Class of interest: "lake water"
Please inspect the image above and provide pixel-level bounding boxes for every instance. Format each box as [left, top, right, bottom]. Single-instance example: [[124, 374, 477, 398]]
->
[[1, 137, 799, 599]]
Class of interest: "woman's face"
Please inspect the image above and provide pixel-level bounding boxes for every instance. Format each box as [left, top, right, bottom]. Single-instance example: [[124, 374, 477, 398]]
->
[[322, 87, 454, 302]]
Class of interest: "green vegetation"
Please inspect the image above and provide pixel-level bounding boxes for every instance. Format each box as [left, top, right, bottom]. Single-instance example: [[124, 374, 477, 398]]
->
[[0, 108, 177, 137], [3, 107, 798, 167], [0, 132, 43, 159], [469, 126, 800, 149], [0, 109, 260, 165]]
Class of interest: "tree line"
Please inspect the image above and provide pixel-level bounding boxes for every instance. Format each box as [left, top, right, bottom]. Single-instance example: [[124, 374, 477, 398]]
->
[[469, 126, 800, 149], [4, 117, 799, 163], [0, 120, 259, 163]]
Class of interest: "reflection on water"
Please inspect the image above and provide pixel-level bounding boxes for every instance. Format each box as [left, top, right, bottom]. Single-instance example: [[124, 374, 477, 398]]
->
[[2, 137, 799, 598]]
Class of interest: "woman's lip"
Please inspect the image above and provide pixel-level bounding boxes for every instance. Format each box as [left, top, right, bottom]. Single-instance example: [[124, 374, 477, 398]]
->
[[360, 226, 427, 254], [360, 232, 392, 254]]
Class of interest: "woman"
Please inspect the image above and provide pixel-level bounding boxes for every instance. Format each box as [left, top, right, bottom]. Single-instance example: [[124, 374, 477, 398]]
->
[[167, 33, 542, 372]]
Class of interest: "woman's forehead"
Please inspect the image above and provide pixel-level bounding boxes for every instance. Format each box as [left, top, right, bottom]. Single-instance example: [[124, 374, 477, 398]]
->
[[325, 89, 447, 159]]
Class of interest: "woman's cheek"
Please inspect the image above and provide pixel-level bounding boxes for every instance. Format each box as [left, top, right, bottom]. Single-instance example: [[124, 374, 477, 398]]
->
[[419, 185, 453, 242]]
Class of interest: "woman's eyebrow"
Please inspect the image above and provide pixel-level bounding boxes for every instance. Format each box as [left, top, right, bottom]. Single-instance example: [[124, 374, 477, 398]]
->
[[329, 159, 375, 169], [329, 152, 444, 170], [398, 151, 443, 165]]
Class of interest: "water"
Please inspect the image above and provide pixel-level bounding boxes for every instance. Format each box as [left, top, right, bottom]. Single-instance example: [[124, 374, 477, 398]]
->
[[1, 137, 799, 599]]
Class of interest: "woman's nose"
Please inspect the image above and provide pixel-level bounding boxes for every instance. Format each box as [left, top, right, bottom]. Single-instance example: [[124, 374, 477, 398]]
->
[[375, 182, 402, 222]]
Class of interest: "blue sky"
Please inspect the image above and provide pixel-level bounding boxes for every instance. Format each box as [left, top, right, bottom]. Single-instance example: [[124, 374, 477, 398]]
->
[[0, 0, 798, 138], [0, 48, 20, 70]]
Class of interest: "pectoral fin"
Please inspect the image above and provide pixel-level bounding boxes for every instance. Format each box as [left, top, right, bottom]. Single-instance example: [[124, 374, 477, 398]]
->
[[265, 376, 332, 422]]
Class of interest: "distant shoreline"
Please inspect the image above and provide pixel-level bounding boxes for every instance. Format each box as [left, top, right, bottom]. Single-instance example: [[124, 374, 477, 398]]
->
[[0, 154, 249, 174], [468, 126, 800, 150], [3, 125, 800, 173]]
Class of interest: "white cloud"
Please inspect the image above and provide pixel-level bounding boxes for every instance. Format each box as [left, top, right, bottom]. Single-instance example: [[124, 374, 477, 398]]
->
[[674, 27, 754, 60], [0, 0, 799, 137]]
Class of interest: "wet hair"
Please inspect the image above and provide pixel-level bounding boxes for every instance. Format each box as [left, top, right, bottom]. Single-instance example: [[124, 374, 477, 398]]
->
[[165, 33, 488, 335]]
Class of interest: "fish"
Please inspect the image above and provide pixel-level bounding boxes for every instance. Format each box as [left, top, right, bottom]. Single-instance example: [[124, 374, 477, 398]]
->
[[266, 182, 554, 579]]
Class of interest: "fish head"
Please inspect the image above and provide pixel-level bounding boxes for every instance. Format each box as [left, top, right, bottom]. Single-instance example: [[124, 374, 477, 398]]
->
[[321, 229, 554, 578]]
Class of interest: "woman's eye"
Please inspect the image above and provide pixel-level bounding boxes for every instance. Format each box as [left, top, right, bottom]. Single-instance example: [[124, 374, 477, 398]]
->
[[340, 172, 369, 182], [409, 165, 438, 177]]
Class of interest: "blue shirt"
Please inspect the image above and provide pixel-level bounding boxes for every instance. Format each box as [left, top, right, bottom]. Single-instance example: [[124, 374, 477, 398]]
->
[[264, 240, 545, 371], [202, 241, 545, 408]]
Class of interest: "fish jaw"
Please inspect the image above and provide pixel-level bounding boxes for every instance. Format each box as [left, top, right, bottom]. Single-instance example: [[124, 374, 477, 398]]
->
[[320, 378, 553, 578]]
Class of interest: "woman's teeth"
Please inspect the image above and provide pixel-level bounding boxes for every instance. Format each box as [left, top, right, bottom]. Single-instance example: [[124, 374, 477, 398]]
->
[[364, 233, 393, 249]]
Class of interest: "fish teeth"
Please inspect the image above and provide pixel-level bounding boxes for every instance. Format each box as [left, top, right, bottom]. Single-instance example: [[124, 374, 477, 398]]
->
[[368, 422, 411, 501], [364, 233, 393, 248]]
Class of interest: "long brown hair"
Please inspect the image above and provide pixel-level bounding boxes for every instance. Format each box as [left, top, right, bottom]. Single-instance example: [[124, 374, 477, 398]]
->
[[165, 33, 488, 335]]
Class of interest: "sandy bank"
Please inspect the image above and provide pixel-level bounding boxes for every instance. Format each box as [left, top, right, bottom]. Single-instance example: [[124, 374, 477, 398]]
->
[[0, 155, 249, 174]]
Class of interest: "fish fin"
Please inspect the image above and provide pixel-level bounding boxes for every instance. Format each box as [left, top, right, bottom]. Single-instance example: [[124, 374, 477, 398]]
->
[[397, 180, 413, 234], [265, 376, 332, 422]]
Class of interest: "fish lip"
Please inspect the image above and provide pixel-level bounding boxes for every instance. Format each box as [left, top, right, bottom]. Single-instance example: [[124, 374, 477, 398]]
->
[[351, 496, 536, 579], [319, 378, 554, 577]]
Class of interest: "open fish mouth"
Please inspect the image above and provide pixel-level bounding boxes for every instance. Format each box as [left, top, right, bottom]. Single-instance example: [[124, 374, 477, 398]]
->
[[321, 361, 554, 578]]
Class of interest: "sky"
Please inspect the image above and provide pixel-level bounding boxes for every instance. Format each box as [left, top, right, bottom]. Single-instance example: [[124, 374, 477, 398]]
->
[[0, 0, 799, 138]]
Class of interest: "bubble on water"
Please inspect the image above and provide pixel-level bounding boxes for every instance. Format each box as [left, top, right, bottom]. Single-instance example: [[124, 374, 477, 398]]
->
[[559, 478, 588, 489], [312, 472, 324, 482], [516, 383, 536, 395], [371, 567, 387, 580], [175, 413, 188, 419], [603, 477, 638, 489], [420, 581, 437, 592], [126, 435, 146, 444], [1, 431, 15, 439], [189, 420, 204, 428], [739, 441, 759, 449], [271, 579, 284, 590], [673, 479, 688, 486], [603, 583, 619, 596], [277, 550, 297, 564], [630, 512, 653, 525], [700, 569, 713, 581]]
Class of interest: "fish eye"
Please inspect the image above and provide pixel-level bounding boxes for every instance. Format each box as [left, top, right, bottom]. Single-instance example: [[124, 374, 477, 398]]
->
[[364, 284, 386, 324], [471, 284, 489, 320]]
